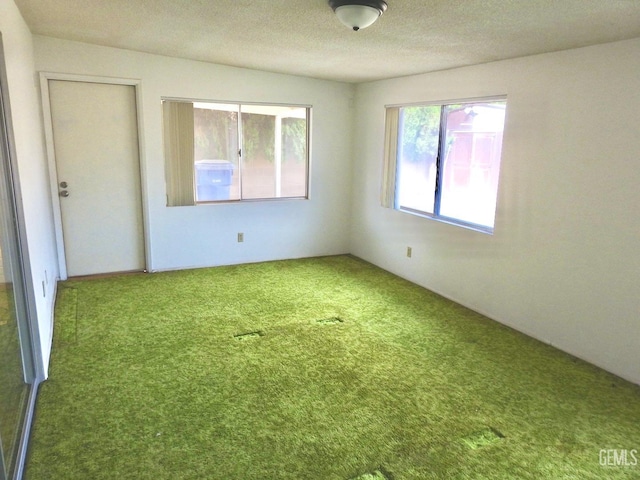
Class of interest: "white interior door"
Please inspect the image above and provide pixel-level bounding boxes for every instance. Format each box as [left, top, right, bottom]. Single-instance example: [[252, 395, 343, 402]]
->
[[48, 80, 145, 277]]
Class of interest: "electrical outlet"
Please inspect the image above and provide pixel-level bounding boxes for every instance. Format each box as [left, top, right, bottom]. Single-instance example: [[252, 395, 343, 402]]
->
[[237, 232, 244, 243], [406, 247, 412, 258]]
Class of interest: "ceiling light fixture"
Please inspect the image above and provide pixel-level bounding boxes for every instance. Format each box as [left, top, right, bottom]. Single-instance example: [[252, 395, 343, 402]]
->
[[329, 0, 388, 32]]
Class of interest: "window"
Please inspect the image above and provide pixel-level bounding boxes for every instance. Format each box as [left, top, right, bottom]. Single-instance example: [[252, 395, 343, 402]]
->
[[383, 98, 506, 232], [163, 100, 309, 205]]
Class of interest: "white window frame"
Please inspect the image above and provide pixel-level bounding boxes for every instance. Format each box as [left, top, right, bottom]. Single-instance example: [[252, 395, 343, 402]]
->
[[383, 96, 507, 234], [162, 98, 311, 206]]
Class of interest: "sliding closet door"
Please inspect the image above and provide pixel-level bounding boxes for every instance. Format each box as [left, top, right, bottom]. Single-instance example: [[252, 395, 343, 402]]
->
[[0, 184, 31, 478], [0, 36, 36, 480]]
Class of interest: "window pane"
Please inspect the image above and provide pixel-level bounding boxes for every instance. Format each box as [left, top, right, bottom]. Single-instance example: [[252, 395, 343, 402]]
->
[[439, 102, 506, 228], [193, 103, 240, 202], [280, 113, 308, 198], [241, 105, 308, 200], [396, 106, 440, 213]]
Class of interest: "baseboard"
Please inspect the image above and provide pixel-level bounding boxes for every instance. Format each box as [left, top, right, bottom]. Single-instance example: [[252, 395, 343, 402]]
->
[[42, 278, 59, 380]]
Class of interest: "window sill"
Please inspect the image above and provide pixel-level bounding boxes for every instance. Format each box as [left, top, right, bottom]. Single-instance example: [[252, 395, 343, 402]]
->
[[397, 207, 494, 235], [195, 196, 309, 205]]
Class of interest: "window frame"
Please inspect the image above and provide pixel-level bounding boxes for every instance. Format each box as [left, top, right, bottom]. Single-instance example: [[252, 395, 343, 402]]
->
[[162, 97, 312, 206], [384, 95, 507, 234]]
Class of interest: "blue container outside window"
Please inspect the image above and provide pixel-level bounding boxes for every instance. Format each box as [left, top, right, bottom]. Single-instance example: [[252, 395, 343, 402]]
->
[[195, 159, 235, 201]]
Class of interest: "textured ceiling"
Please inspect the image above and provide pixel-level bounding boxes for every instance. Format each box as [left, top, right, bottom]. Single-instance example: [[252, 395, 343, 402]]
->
[[14, 0, 640, 83]]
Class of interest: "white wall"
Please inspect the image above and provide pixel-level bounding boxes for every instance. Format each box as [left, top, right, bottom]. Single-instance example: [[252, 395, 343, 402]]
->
[[351, 39, 640, 385], [0, 0, 59, 376], [33, 36, 354, 271]]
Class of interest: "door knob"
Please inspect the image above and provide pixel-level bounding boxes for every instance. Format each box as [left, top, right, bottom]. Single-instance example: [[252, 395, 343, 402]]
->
[[59, 181, 68, 188], [59, 190, 69, 197]]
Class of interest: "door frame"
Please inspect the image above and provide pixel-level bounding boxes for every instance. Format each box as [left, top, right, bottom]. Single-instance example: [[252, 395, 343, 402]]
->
[[40, 73, 150, 280]]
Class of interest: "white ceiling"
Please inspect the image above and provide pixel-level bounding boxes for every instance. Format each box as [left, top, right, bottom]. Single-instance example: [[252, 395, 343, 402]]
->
[[14, 0, 640, 83]]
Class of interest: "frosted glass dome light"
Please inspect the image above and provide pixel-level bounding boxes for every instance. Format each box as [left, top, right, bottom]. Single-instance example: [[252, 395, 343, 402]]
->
[[329, 1, 388, 31]]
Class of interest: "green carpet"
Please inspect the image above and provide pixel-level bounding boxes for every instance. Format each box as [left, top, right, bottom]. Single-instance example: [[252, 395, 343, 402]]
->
[[26, 255, 640, 479]]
